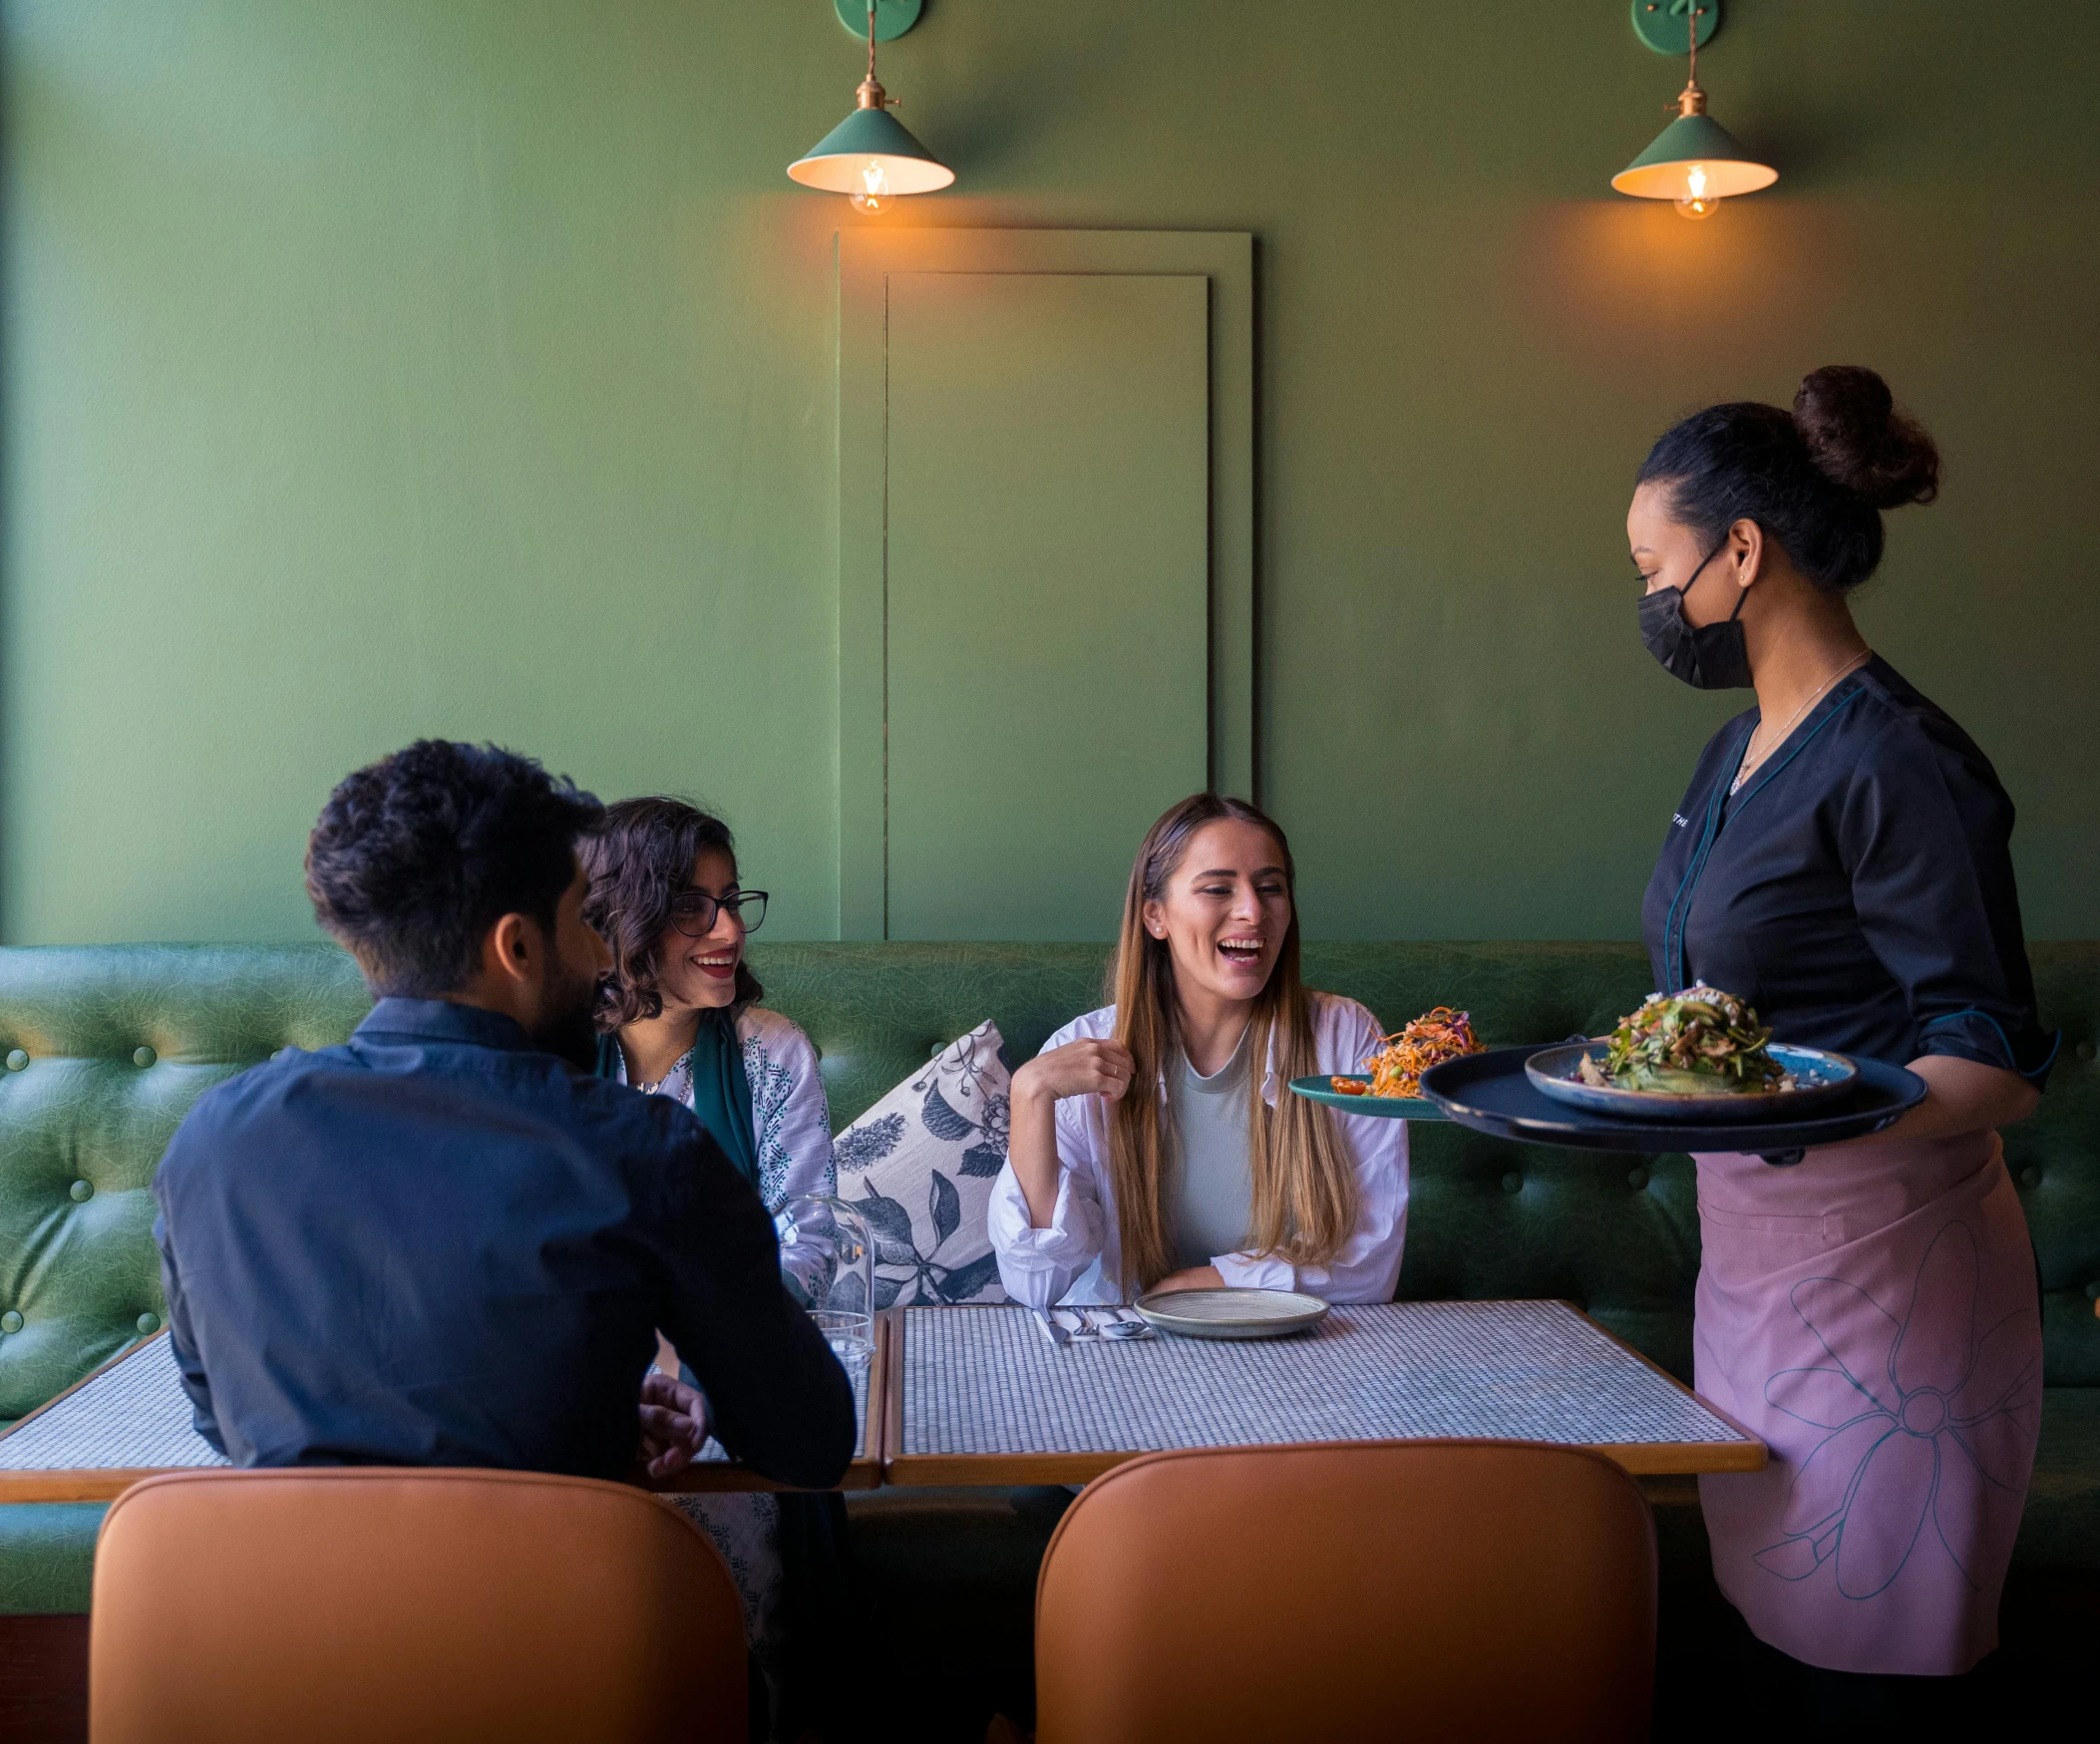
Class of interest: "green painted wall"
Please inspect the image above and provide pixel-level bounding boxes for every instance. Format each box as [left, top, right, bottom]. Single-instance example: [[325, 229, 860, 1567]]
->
[[5, 1, 2095, 945]]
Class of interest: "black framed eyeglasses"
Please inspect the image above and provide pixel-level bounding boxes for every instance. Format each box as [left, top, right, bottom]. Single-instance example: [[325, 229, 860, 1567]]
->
[[667, 889, 768, 937]]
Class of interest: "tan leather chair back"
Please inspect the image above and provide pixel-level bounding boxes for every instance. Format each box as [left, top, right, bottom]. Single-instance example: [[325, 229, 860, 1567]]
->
[[91, 1467, 747, 1744], [1033, 1439, 1656, 1744]]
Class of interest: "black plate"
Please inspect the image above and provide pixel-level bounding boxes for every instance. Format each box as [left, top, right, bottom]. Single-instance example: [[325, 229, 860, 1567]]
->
[[1419, 1046, 1927, 1165]]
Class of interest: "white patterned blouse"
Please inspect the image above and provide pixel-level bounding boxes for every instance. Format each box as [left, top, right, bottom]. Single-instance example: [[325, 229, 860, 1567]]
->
[[612, 1005, 837, 1212]]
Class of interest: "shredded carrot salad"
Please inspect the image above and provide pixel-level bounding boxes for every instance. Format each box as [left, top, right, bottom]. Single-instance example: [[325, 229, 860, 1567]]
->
[[1331, 1007, 1483, 1098]]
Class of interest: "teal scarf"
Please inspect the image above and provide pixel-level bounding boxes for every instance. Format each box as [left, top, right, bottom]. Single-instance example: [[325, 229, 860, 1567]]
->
[[597, 1008, 760, 1192]]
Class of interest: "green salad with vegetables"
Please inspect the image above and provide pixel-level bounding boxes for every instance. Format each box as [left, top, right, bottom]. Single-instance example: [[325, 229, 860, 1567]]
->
[[1578, 985, 1793, 1096]]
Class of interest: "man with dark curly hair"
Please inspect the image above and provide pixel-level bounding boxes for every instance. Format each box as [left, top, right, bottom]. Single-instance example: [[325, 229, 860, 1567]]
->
[[151, 739, 854, 1493]]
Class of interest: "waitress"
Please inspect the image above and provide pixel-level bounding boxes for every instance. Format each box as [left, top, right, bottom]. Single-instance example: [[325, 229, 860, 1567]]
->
[[1628, 366, 2054, 1694]]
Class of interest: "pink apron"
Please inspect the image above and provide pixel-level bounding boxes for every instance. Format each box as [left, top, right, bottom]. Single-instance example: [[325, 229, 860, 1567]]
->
[[1692, 1131, 2041, 1675]]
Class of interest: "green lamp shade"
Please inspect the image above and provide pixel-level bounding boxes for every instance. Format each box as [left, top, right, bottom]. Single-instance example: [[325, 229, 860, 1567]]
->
[[1611, 112, 1777, 201], [788, 104, 954, 196]]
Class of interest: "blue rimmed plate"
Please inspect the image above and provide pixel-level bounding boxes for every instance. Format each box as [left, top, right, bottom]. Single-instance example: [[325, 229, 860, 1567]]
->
[[1288, 1075, 1448, 1120]]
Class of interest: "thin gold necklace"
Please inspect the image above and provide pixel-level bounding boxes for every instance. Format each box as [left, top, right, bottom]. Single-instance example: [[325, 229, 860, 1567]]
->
[[1732, 648, 1870, 795]]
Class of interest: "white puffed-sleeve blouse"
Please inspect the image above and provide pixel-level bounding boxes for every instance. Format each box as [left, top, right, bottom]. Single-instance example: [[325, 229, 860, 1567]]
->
[[988, 992, 1409, 1308]]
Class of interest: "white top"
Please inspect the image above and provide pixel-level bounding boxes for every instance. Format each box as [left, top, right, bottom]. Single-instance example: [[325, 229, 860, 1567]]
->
[[614, 1005, 837, 1214], [1170, 1027, 1254, 1269], [988, 992, 1409, 1307]]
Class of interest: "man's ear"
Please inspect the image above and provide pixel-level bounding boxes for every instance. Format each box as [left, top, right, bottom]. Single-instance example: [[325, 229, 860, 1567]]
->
[[482, 911, 537, 989]]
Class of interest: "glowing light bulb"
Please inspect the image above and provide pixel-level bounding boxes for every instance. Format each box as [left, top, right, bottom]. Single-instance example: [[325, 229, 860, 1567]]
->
[[850, 160, 890, 214], [1674, 164, 1719, 219]]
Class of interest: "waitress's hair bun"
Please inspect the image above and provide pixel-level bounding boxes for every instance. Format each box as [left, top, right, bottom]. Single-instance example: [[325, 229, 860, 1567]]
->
[[1635, 365, 1941, 594], [1792, 365, 1939, 511]]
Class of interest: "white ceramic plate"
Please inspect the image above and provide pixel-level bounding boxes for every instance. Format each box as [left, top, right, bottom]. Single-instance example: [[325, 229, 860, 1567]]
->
[[1133, 1286, 1331, 1340]]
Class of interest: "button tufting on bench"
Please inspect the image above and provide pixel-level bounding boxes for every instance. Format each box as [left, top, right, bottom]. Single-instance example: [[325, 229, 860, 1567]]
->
[[4, 1048, 25, 1071], [2022, 1167, 2043, 1189], [1, 1311, 22, 1334], [1626, 1167, 1648, 1190], [133, 1045, 157, 1067], [68, 1180, 92, 1203], [1500, 1172, 1523, 1195], [136, 1312, 161, 1334]]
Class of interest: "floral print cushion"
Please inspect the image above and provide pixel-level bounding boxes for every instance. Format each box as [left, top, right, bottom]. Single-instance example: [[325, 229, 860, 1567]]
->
[[833, 1021, 1010, 1306]]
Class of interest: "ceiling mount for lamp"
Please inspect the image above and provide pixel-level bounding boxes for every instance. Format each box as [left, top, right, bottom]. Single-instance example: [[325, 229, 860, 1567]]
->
[[1612, 1, 1776, 219], [1629, 0, 1716, 56], [790, 0, 954, 214], [831, 0, 920, 41]]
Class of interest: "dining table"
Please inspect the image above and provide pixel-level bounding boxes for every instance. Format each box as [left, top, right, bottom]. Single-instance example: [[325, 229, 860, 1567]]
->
[[0, 1327, 886, 1502], [2, 1301, 1761, 1503], [880, 1298, 1764, 1486]]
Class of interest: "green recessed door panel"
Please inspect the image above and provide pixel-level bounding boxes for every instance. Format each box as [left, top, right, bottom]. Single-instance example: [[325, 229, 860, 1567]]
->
[[881, 271, 1211, 941], [837, 229, 1253, 941]]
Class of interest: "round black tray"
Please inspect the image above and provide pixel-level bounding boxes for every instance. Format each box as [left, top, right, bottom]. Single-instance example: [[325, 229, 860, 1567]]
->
[[1419, 1046, 1928, 1166]]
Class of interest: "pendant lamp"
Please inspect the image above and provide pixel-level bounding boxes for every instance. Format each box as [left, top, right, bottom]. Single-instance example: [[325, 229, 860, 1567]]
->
[[1612, 1, 1775, 219], [788, 0, 953, 213]]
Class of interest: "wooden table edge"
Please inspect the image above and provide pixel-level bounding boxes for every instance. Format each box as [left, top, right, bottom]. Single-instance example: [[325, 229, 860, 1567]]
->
[[650, 1458, 883, 1495], [883, 1450, 1134, 1487], [881, 1305, 905, 1484], [0, 1469, 175, 1503], [1558, 1300, 1769, 1469], [880, 1433, 1763, 1486], [3, 1458, 890, 1504]]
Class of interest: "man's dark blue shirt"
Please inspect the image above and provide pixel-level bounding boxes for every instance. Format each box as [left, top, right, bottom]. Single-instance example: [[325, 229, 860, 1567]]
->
[[153, 997, 854, 1488]]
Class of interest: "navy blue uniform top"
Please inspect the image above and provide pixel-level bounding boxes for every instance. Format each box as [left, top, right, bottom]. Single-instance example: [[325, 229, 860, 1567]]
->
[[1641, 656, 2055, 1082], [152, 997, 856, 1488]]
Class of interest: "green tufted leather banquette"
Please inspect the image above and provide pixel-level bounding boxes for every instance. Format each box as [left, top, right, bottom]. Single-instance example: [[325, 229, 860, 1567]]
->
[[3, 940, 2096, 1615]]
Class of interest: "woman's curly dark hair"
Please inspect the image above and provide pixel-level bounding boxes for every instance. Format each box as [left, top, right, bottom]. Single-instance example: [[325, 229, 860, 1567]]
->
[[579, 797, 763, 1029], [1637, 365, 1940, 594]]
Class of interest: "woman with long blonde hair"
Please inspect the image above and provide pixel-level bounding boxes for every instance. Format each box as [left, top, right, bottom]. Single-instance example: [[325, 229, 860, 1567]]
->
[[990, 794, 1408, 1305]]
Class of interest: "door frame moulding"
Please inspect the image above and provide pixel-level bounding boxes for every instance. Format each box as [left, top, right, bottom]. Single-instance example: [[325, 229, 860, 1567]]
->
[[835, 228, 1254, 940]]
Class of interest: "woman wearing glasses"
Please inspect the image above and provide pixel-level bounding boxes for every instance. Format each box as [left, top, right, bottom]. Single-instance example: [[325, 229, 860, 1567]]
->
[[582, 796, 834, 1213], [580, 797, 840, 1740]]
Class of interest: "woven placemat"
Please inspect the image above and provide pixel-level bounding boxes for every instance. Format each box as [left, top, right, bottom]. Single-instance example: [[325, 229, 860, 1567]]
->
[[901, 1300, 1746, 1457], [0, 1336, 228, 1472]]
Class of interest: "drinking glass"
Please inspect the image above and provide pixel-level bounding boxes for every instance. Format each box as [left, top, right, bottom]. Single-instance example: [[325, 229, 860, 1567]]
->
[[775, 1195, 875, 1372]]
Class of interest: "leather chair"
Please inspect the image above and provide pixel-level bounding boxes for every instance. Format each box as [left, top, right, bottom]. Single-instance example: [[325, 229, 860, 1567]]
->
[[89, 1467, 747, 1744], [1027, 1439, 1656, 1744]]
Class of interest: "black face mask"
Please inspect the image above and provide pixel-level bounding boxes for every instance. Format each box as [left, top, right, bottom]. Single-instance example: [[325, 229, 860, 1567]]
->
[[1638, 539, 1752, 690]]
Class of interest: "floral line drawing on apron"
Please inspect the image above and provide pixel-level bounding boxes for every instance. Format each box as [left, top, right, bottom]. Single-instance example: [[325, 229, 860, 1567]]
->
[[1753, 1221, 2041, 1599]]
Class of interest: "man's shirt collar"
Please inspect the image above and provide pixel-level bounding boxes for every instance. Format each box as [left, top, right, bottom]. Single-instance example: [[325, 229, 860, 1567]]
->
[[355, 996, 534, 1053]]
